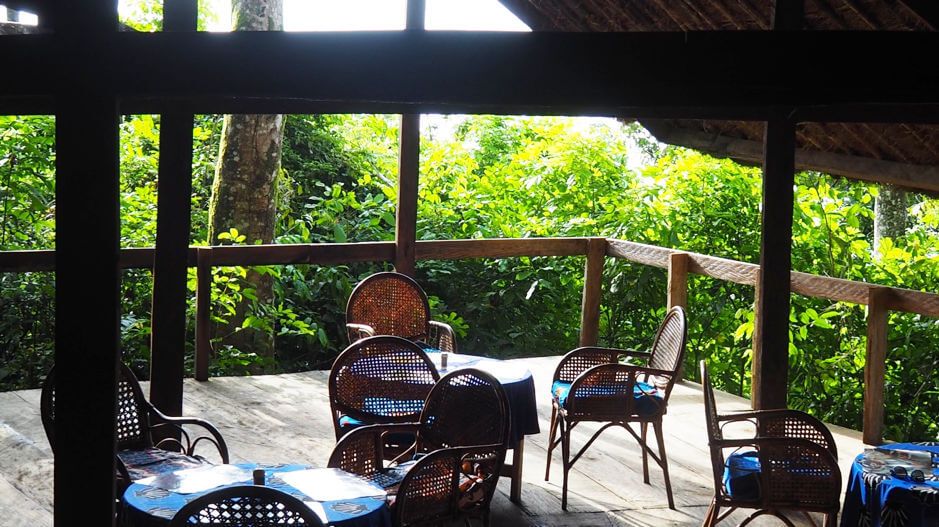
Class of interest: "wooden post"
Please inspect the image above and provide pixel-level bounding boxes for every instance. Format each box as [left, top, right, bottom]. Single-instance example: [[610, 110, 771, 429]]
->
[[53, 2, 120, 524], [752, 118, 796, 410], [667, 252, 688, 310], [864, 287, 890, 444], [579, 237, 606, 346], [149, 0, 197, 418], [195, 248, 213, 381], [149, 111, 194, 414], [395, 113, 419, 277], [395, 0, 424, 276], [750, 268, 762, 409]]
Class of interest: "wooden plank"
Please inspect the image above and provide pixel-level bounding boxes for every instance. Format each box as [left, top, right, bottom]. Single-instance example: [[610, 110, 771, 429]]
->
[[752, 119, 796, 410], [416, 238, 589, 260], [54, 94, 121, 527], [395, 113, 420, 276], [194, 249, 212, 382], [149, 111, 193, 416], [666, 252, 688, 310], [579, 238, 606, 346], [5, 32, 939, 119], [641, 120, 939, 194], [863, 287, 890, 445]]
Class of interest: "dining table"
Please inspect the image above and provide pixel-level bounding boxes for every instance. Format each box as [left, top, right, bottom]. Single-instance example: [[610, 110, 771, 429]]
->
[[423, 350, 540, 504], [841, 442, 939, 527], [121, 463, 391, 527]]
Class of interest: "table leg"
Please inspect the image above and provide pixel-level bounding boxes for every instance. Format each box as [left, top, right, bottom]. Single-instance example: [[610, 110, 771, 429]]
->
[[510, 438, 524, 503]]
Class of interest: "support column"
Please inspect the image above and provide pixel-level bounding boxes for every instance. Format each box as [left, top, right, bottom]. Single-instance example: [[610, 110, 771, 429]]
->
[[394, 0, 424, 277], [579, 238, 606, 346], [863, 287, 890, 444], [53, 2, 121, 524], [752, 119, 796, 410], [149, 0, 197, 416]]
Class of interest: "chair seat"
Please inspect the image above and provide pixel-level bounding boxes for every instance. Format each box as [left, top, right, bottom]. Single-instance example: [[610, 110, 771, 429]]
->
[[118, 448, 208, 480], [551, 380, 664, 416], [336, 396, 427, 429], [724, 451, 761, 501]]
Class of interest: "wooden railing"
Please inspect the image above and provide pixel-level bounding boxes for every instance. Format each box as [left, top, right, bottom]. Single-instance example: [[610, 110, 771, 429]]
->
[[2, 236, 937, 444]]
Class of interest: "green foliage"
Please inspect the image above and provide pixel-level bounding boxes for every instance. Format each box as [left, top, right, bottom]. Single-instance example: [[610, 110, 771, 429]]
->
[[1, 111, 938, 444]]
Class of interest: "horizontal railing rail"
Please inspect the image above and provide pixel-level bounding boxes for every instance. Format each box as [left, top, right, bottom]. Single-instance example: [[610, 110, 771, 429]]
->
[[2, 235, 935, 443]]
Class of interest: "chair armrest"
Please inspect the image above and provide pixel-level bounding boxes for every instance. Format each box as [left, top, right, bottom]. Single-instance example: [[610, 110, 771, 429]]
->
[[346, 323, 376, 343], [328, 423, 421, 477], [148, 410, 230, 464], [718, 409, 837, 458], [428, 320, 457, 353]]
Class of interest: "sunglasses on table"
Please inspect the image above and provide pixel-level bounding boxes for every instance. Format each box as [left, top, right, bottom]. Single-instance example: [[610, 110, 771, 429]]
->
[[890, 466, 927, 483]]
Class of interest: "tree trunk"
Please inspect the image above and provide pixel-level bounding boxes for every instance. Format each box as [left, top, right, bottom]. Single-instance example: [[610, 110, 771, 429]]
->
[[207, 0, 284, 359], [873, 184, 907, 258]]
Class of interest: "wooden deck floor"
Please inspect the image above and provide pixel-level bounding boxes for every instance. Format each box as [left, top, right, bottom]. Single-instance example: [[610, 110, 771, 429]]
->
[[0, 356, 865, 526]]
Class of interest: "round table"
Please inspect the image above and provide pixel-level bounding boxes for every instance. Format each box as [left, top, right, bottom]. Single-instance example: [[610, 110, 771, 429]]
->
[[122, 463, 391, 527], [841, 443, 939, 527]]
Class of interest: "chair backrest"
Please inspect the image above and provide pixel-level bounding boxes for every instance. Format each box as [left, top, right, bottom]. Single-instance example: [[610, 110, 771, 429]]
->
[[647, 306, 688, 397], [700, 361, 727, 496], [346, 271, 432, 344], [418, 368, 510, 452], [328, 336, 439, 434], [393, 445, 504, 527], [41, 363, 153, 453], [168, 485, 325, 527]]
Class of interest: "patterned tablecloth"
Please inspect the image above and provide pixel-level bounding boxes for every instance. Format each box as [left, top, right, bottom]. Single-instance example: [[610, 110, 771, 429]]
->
[[121, 463, 391, 527], [841, 443, 939, 527]]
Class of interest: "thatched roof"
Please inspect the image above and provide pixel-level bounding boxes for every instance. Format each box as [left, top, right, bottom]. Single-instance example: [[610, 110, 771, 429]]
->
[[500, 0, 939, 192]]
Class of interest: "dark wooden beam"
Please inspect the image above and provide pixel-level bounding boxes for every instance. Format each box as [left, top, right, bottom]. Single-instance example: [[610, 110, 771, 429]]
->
[[147, 0, 196, 419], [771, 0, 804, 29], [53, 2, 120, 525], [395, 1, 424, 277], [641, 120, 939, 194], [752, 118, 796, 410], [3, 31, 939, 119], [897, 0, 939, 30], [149, 111, 193, 414]]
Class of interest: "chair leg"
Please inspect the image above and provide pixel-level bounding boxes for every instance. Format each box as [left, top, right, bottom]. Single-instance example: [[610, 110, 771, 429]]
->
[[560, 417, 571, 511], [823, 511, 837, 527], [545, 404, 558, 481], [653, 420, 674, 509], [702, 498, 719, 527], [641, 421, 650, 484]]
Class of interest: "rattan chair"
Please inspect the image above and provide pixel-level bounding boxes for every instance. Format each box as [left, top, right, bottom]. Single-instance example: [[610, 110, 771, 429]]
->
[[700, 361, 841, 527], [168, 485, 325, 526], [544, 306, 687, 510], [328, 335, 440, 458], [40, 363, 229, 492], [346, 271, 457, 352], [328, 368, 510, 527]]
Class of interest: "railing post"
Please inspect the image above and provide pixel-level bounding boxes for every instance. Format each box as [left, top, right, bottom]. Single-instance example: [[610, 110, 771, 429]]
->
[[195, 248, 212, 381], [667, 252, 688, 310], [864, 286, 890, 444], [750, 268, 762, 409], [579, 237, 606, 347]]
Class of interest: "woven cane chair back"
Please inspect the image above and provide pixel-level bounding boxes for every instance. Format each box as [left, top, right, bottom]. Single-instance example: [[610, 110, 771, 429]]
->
[[329, 336, 439, 432], [169, 485, 324, 527], [700, 361, 727, 495], [646, 306, 687, 395], [346, 272, 431, 343], [419, 368, 509, 452]]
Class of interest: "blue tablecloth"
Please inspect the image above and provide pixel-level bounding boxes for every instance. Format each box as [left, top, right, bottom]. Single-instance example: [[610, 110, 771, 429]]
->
[[122, 463, 391, 527], [426, 352, 540, 446], [841, 443, 939, 527]]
